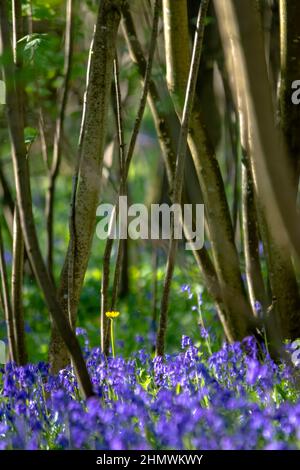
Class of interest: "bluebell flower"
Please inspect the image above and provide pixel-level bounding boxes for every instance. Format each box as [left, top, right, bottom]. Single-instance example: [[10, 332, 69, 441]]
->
[[200, 326, 209, 339], [181, 335, 192, 349], [135, 335, 144, 345], [0, 333, 299, 449]]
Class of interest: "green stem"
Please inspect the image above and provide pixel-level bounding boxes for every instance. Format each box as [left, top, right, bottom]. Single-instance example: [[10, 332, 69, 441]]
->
[[110, 319, 115, 358], [198, 296, 212, 356]]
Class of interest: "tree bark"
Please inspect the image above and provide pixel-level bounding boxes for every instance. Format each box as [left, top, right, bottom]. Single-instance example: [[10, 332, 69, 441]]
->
[[162, 0, 254, 341], [0, 0, 94, 397], [156, 0, 210, 356], [45, 0, 74, 280], [49, 0, 124, 372], [0, 221, 18, 362], [102, 1, 161, 355], [122, 3, 241, 339], [241, 152, 267, 313], [0, 163, 14, 235], [214, 0, 300, 340], [279, 0, 300, 188], [11, 207, 28, 365]]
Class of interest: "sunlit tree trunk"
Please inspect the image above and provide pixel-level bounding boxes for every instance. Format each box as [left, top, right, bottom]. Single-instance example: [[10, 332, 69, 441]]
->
[[214, 0, 300, 340], [162, 0, 254, 341]]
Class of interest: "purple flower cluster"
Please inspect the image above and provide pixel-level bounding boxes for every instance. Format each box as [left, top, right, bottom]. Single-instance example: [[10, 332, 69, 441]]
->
[[1, 334, 300, 450]]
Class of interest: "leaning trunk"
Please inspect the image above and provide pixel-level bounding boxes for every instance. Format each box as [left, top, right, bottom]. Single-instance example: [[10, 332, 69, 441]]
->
[[214, 0, 300, 340], [162, 0, 254, 341]]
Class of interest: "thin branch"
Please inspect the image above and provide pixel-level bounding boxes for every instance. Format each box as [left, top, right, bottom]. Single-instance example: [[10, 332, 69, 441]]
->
[[0, 220, 18, 362], [67, 28, 95, 330], [156, 0, 210, 357], [100, 0, 161, 355], [122, 4, 175, 182], [124, 0, 160, 178], [10, 0, 28, 366], [0, 0, 94, 398], [122, 5, 224, 320], [113, 55, 126, 177], [38, 109, 50, 171], [109, 57, 127, 313], [46, 0, 74, 278], [11, 206, 28, 364], [0, 163, 14, 234], [103, 58, 127, 348]]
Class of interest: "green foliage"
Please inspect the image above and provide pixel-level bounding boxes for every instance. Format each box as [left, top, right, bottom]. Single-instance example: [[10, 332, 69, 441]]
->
[[22, 0, 58, 19], [24, 126, 38, 145]]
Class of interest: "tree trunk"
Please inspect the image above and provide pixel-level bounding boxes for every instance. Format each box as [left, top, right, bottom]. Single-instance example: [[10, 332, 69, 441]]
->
[[0, 221, 17, 362], [122, 3, 229, 337], [49, 0, 123, 372], [214, 0, 300, 340], [162, 0, 254, 341], [11, 207, 28, 365], [279, 0, 300, 188], [45, 0, 74, 280], [241, 152, 268, 313], [0, 0, 94, 398]]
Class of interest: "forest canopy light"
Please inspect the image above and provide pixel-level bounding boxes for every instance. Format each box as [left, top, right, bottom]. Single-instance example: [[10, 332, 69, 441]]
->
[[96, 196, 205, 250]]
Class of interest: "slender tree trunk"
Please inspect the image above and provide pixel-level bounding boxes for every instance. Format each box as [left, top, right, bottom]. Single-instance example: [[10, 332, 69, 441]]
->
[[101, 1, 161, 355], [45, 0, 74, 279], [217, 0, 300, 259], [0, 0, 94, 398], [49, 0, 123, 372], [214, 0, 300, 340], [0, 163, 14, 235], [0, 221, 17, 362], [11, 207, 28, 364], [258, 209, 300, 339], [241, 152, 267, 313], [162, 0, 254, 341], [279, 0, 300, 188], [109, 58, 127, 311], [10, 0, 28, 366], [122, 3, 238, 338], [119, 238, 129, 298], [0, 163, 33, 279], [156, 0, 210, 356], [237, 87, 267, 315]]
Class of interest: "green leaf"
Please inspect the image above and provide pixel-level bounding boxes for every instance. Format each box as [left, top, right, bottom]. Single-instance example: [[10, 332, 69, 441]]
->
[[18, 34, 50, 65], [24, 126, 38, 145]]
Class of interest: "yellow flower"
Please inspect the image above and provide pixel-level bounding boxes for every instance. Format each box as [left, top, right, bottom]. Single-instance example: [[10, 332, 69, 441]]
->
[[105, 311, 120, 319]]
